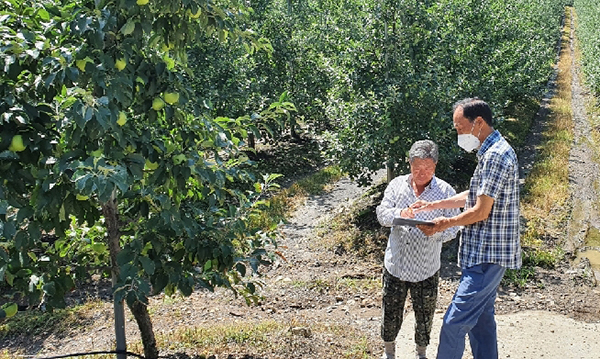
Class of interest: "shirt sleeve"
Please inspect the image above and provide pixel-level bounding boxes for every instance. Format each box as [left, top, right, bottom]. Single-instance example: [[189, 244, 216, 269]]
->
[[432, 186, 461, 242], [376, 178, 405, 227], [477, 151, 511, 200]]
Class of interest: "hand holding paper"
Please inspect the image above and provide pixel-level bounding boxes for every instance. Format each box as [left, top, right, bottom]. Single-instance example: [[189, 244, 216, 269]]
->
[[393, 217, 434, 227]]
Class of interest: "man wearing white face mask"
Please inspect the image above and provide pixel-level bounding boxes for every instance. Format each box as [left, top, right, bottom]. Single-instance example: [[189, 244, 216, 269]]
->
[[412, 98, 521, 359]]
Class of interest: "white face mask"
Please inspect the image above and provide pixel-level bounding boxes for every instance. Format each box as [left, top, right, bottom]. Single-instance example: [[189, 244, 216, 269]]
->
[[457, 121, 481, 152]]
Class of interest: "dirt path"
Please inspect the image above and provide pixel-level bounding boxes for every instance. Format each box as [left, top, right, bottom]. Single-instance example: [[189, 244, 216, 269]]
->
[[564, 8, 600, 282], [393, 311, 600, 359]]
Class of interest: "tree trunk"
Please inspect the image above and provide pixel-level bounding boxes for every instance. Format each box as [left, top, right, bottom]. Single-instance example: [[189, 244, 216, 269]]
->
[[291, 119, 300, 140], [103, 193, 160, 359], [130, 300, 159, 359], [248, 132, 256, 149]]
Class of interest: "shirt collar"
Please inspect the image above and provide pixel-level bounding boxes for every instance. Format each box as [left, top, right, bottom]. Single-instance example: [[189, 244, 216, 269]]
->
[[406, 174, 438, 193], [477, 129, 501, 159]]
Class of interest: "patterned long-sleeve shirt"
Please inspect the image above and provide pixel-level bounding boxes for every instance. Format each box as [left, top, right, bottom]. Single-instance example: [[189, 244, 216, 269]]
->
[[461, 130, 521, 269], [376, 174, 460, 282]]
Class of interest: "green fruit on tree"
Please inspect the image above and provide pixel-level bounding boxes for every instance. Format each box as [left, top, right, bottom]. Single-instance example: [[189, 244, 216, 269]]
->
[[76, 59, 87, 72], [8, 135, 26, 152], [115, 58, 126, 71], [164, 92, 179, 105], [173, 154, 186, 165], [187, 9, 202, 19], [76, 194, 89, 201], [137, 0, 149, 5], [90, 149, 103, 157], [160, 43, 174, 52], [1, 303, 17, 318], [117, 111, 127, 126], [152, 97, 165, 111], [145, 159, 159, 170]]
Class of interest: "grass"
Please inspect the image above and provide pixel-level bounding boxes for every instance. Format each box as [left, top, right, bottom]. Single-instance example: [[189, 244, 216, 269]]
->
[[289, 276, 380, 296], [157, 320, 283, 353], [143, 319, 373, 358], [313, 180, 389, 261], [502, 267, 537, 289], [335, 277, 380, 293], [0, 300, 105, 339], [517, 7, 575, 274], [249, 165, 344, 230]]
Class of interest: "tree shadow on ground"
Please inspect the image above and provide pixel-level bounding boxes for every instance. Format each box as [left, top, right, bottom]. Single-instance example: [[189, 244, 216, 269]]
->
[[245, 135, 329, 188]]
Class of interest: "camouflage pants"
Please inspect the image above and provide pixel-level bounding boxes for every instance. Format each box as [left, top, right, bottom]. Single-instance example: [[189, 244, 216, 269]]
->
[[381, 267, 439, 346]]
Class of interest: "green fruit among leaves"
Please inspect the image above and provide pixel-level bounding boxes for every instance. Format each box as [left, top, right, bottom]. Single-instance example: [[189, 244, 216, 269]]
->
[[8, 135, 26, 152], [115, 58, 126, 71], [0, 303, 17, 318], [145, 159, 159, 170], [76, 59, 87, 72], [164, 92, 179, 105], [137, 0, 149, 5], [187, 9, 201, 19], [173, 154, 186, 165], [76, 194, 89, 201], [152, 97, 165, 111], [90, 149, 103, 157], [117, 111, 127, 126]]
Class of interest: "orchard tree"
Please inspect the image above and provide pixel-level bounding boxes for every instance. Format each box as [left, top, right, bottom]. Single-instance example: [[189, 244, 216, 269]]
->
[[329, 0, 567, 186], [0, 0, 286, 358]]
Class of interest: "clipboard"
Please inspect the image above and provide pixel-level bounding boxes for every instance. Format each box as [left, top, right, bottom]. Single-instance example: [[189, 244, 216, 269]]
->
[[392, 217, 434, 227]]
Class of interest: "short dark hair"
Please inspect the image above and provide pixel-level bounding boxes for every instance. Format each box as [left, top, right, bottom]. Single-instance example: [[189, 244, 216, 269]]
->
[[409, 140, 438, 164], [453, 98, 493, 126]]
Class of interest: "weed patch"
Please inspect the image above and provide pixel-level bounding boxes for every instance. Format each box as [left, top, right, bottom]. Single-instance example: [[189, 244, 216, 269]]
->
[[519, 7, 574, 270]]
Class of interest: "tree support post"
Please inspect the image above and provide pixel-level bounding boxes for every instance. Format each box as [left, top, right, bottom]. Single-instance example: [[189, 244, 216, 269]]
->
[[103, 192, 127, 359], [113, 280, 127, 359], [387, 160, 395, 183]]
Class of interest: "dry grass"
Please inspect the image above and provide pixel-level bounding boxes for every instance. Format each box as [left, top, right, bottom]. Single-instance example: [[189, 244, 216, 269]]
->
[[313, 180, 388, 260], [0, 300, 105, 339], [520, 7, 574, 264], [142, 319, 370, 358], [249, 166, 344, 231]]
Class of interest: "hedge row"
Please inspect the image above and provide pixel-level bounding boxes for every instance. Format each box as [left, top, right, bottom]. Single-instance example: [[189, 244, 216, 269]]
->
[[575, 0, 600, 96]]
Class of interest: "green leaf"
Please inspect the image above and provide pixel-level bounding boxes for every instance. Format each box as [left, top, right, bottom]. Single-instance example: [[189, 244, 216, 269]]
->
[[43, 281, 56, 296], [236, 263, 246, 277], [5, 271, 14, 286], [117, 248, 133, 266], [16, 206, 34, 223], [92, 243, 107, 254], [120, 19, 136, 36], [152, 272, 169, 294], [139, 256, 155, 275]]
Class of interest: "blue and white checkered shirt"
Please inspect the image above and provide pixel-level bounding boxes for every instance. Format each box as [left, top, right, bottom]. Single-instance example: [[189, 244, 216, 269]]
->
[[460, 130, 522, 269], [377, 174, 460, 282]]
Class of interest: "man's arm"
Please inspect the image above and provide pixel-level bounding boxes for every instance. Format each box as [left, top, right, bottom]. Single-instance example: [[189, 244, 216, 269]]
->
[[418, 194, 494, 236], [411, 190, 469, 212]]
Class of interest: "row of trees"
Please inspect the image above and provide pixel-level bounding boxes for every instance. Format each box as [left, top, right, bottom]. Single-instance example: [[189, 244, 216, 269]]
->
[[188, 0, 570, 186], [0, 0, 573, 357], [574, 0, 600, 97]]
